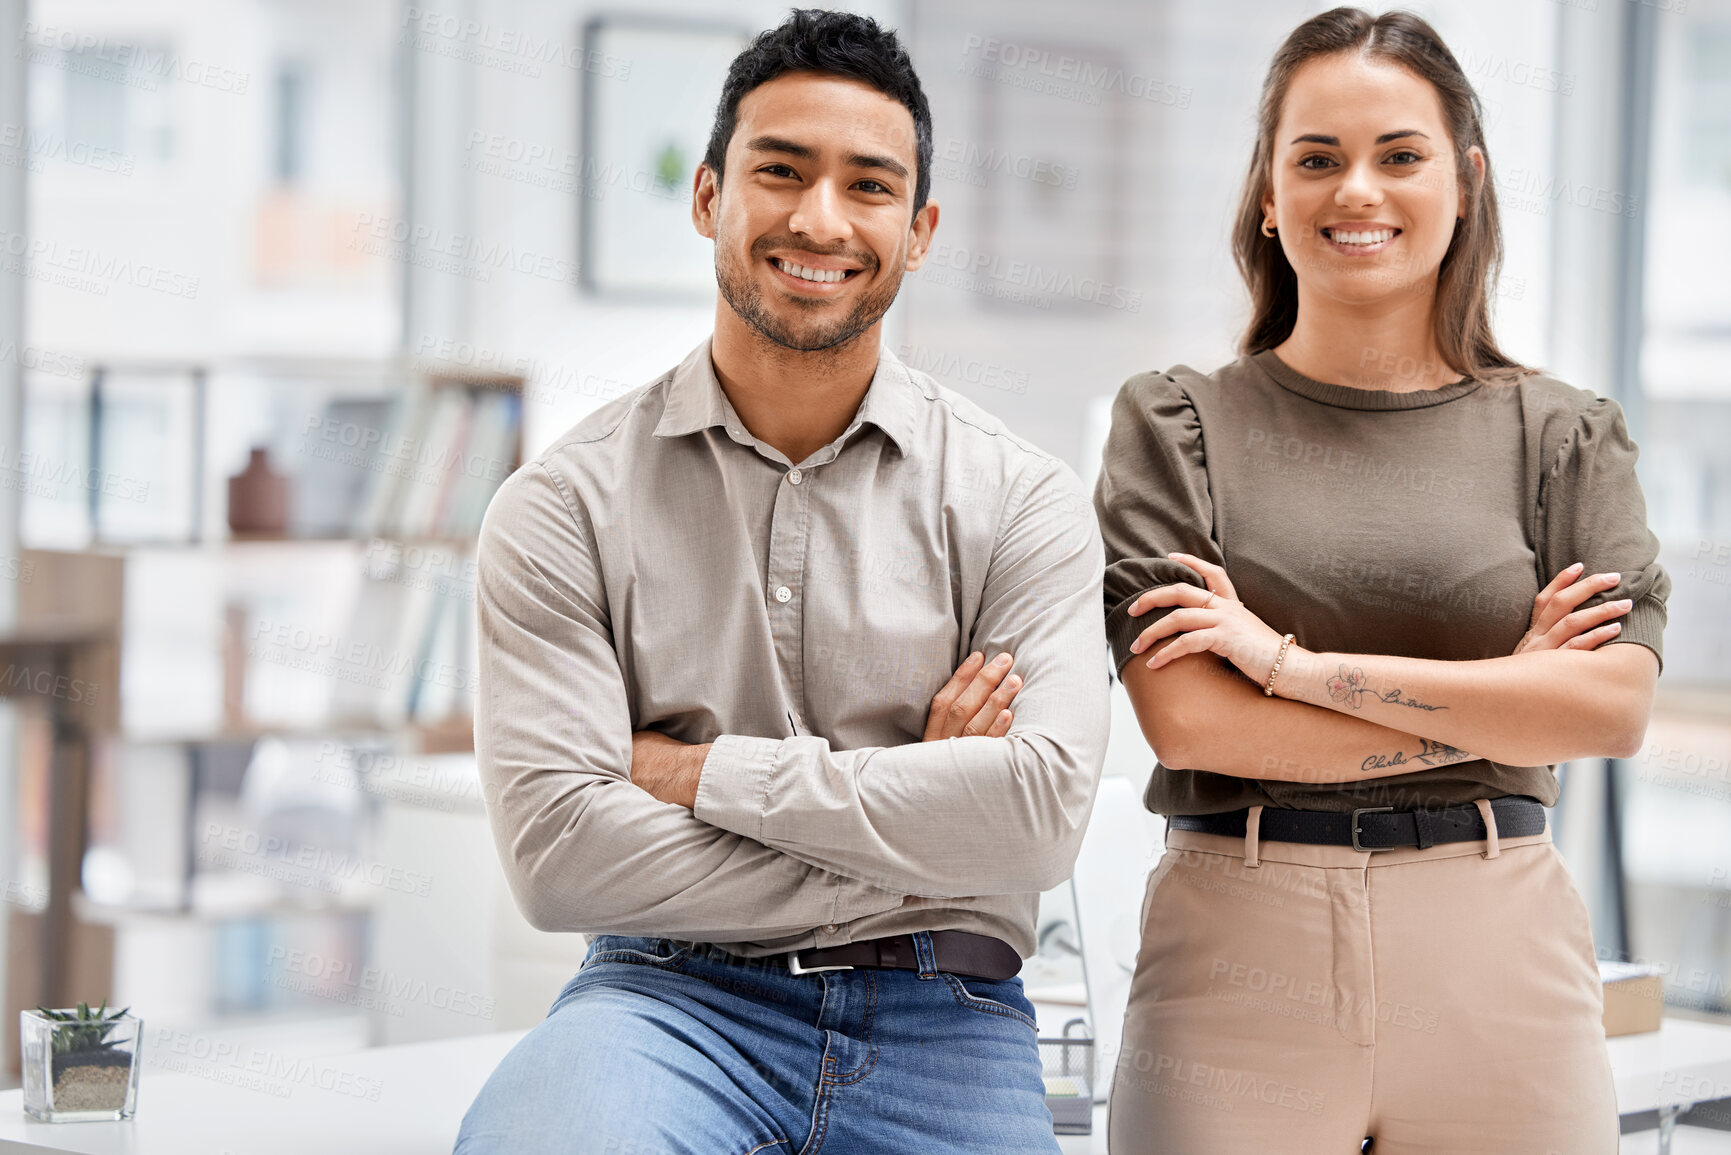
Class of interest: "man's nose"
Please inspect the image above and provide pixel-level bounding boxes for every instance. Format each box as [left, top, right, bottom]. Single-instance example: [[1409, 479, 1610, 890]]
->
[[788, 180, 852, 245]]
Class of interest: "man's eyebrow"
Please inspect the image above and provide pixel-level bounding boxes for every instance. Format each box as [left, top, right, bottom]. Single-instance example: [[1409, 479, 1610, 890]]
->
[[847, 152, 908, 179], [1288, 130, 1431, 146], [742, 135, 908, 180], [744, 135, 815, 159]]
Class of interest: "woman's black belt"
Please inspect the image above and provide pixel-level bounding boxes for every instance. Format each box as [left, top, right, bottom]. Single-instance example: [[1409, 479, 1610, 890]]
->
[[1167, 795, 1546, 852]]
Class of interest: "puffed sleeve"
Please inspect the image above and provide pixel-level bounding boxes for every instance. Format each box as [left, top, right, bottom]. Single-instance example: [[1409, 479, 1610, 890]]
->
[[1533, 393, 1670, 669], [1092, 370, 1221, 679]]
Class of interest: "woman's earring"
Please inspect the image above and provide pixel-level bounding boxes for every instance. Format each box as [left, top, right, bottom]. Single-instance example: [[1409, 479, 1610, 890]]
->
[[1260, 219, 1277, 238]]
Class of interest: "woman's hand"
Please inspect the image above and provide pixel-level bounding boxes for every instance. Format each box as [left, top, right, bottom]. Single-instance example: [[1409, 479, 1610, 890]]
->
[[1125, 557, 1633, 693], [1125, 554, 1286, 684], [1513, 563, 1632, 655]]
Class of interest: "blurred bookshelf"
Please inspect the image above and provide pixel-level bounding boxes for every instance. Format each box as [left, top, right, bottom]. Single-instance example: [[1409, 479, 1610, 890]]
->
[[4, 357, 522, 1070]]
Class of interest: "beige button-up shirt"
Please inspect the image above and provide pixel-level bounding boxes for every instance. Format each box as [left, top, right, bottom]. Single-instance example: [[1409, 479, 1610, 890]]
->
[[474, 339, 1110, 958]]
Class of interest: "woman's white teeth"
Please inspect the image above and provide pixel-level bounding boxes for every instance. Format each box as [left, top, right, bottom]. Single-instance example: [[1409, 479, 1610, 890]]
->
[[1331, 228, 1396, 246], [775, 258, 848, 283]]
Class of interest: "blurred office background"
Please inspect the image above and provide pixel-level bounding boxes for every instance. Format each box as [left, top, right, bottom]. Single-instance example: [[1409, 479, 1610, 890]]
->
[[0, 0, 1725, 1096]]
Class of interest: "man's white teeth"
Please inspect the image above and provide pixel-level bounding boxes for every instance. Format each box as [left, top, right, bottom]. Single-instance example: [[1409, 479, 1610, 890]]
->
[[775, 258, 848, 283], [1331, 228, 1396, 246]]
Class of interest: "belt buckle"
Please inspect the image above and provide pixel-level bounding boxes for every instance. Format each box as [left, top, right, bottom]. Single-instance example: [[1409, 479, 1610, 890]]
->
[[1350, 806, 1395, 852], [787, 950, 853, 975]]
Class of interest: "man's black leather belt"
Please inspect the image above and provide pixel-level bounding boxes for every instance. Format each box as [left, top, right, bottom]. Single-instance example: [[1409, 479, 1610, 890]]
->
[[1167, 795, 1546, 852], [788, 931, 1021, 982]]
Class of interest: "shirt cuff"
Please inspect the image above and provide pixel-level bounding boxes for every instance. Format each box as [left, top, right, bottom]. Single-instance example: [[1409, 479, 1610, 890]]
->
[[1105, 569, 1208, 676], [693, 733, 781, 840], [1606, 595, 1667, 674], [1107, 595, 1185, 677], [1105, 598, 1141, 676]]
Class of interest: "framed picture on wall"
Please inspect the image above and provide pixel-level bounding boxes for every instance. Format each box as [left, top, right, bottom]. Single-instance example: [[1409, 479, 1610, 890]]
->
[[578, 15, 751, 298]]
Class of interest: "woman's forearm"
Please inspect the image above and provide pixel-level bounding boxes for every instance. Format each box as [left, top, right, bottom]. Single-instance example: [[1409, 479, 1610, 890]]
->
[[1122, 644, 1478, 784], [1271, 643, 1658, 766]]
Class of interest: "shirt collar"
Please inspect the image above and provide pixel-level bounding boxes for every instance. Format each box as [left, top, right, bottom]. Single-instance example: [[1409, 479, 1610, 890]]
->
[[653, 337, 920, 458]]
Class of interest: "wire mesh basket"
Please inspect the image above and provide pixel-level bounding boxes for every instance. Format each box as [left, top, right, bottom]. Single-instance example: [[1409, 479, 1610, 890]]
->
[[1039, 1017, 1094, 1135]]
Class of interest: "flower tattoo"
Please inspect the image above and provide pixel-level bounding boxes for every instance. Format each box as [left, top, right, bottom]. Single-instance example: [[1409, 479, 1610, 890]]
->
[[1325, 663, 1447, 712], [1327, 664, 1369, 708]]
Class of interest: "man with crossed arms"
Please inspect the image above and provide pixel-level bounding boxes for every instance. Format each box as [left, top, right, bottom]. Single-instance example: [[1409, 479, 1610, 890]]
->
[[457, 11, 1109, 1153]]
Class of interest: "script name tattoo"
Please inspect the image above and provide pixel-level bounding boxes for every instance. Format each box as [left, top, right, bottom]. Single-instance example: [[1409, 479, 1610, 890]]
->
[[1327, 664, 1446, 712], [1361, 738, 1473, 774], [1375, 688, 1445, 711]]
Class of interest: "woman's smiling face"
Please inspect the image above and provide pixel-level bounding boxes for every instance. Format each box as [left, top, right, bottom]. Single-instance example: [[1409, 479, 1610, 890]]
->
[[1263, 52, 1483, 309]]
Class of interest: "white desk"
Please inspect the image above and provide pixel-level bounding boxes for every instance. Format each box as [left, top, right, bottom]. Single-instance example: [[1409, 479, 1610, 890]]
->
[[4, 1019, 1731, 1154], [0, 1031, 525, 1154], [1610, 1019, 1731, 1154]]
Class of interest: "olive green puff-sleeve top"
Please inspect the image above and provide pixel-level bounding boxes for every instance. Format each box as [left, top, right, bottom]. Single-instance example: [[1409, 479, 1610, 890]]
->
[[1092, 350, 1669, 816]]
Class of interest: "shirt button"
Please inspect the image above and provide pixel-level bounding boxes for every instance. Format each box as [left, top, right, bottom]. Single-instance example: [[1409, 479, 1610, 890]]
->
[[774, 585, 792, 603], [787, 468, 803, 485], [823, 924, 839, 934]]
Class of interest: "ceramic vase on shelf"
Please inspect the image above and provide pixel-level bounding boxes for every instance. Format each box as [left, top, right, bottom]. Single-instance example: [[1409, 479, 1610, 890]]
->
[[227, 446, 289, 536]]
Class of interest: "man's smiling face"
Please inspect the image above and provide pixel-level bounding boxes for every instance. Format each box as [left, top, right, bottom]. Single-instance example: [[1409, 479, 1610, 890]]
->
[[695, 69, 937, 353]]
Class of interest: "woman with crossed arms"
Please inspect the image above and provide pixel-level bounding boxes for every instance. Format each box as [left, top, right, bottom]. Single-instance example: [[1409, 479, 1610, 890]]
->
[[1093, 8, 1667, 1153]]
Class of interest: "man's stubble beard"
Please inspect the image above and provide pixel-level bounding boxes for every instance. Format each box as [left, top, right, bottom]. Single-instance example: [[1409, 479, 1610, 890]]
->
[[714, 227, 905, 354]]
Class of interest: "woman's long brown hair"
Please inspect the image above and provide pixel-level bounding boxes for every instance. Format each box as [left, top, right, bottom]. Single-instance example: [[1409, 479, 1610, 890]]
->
[[1233, 7, 1529, 382]]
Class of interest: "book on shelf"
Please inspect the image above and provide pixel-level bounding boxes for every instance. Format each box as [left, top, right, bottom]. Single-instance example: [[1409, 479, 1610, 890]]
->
[[292, 397, 396, 539], [351, 384, 427, 540], [332, 377, 520, 542], [448, 390, 521, 536], [324, 535, 478, 731]]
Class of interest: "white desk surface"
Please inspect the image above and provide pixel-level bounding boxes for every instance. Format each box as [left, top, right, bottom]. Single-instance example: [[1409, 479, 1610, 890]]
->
[[1609, 1018, 1731, 1114], [0, 1030, 526, 1155], [3, 1018, 1728, 1154]]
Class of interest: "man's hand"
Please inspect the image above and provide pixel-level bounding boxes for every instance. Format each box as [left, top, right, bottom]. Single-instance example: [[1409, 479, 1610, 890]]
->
[[922, 650, 1022, 741], [630, 730, 713, 809]]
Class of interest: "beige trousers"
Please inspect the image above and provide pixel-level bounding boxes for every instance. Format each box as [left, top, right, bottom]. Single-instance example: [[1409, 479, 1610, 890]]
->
[[1107, 806, 1617, 1155]]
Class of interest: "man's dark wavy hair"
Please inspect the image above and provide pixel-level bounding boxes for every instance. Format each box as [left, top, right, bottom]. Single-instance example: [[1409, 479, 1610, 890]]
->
[[704, 9, 933, 211]]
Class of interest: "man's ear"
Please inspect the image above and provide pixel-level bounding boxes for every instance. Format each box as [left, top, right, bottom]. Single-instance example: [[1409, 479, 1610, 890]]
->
[[901, 199, 941, 272], [692, 162, 720, 239]]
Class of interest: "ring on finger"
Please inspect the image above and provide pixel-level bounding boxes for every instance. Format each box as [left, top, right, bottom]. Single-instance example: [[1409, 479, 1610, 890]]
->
[[1203, 591, 1216, 609]]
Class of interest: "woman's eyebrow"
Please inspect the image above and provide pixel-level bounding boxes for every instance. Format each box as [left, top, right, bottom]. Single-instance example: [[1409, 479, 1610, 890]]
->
[[1287, 129, 1431, 145]]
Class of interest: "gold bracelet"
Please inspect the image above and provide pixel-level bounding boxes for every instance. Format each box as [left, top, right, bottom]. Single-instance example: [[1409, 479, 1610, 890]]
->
[[1264, 633, 1296, 697]]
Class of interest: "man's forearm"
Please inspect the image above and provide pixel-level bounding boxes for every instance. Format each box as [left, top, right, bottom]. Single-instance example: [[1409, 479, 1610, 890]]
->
[[489, 771, 910, 939], [634, 718, 1099, 900], [689, 725, 1102, 898], [631, 731, 712, 809]]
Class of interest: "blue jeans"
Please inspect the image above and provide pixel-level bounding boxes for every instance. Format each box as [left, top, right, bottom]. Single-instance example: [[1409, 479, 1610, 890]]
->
[[455, 933, 1060, 1154]]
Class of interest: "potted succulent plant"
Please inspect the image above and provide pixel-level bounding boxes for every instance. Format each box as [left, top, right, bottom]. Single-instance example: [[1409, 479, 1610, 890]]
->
[[19, 1001, 142, 1122]]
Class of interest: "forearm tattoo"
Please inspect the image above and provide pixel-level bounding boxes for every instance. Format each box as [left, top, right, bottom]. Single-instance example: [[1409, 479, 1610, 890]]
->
[[1327, 664, 1446, 712], [1361, 738, 1472, 774]]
